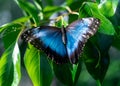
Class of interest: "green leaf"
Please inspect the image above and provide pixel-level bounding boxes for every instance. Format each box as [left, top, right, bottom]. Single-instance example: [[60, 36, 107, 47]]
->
[[40, 52, 53, 86], [1, 25, 21, 49], [98, 0, 119, 17], [43, 6, 64, 19], [96, 80, 102, 86], [0, 17, 29, 36], [83, 32, 113, 84], [24, 44, 40, 86], [33, 0, 43, 20], [0, 17, 29, 49], [65, 0, 73, 5], [68, 14, 79, 24], [112, 38, 120, 50], [43, 0, 53, 6], [53, 62, 82, 86], [13, 16, 30, 23], [55, 16, 64, 28], [92, 33, 113, 52], [0, 44, 14, 86], [79, 2, 115, 35], [34, 0, 43, 8], [69, 1, 85, 10], [72, 61, 82, 85], [24, 44, 53, 86], [112, 26, 120, 50], [0, 17, 28, 86], [53, 63, 73, 85], [15, 0, 41, 26], [96, 0, 100, 3], [0, 23, 21, 36], [112, 37, 120, 50], [55, 16, 68, 28], [0, 42, 21, 86], [11, 43, 21, 86], [83, 41, 110, 84], [68, 1, 85, 23], [0, 23, 23, 49]]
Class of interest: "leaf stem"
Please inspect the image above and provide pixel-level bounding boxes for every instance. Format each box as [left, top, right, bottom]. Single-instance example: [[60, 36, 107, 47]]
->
[[96, 80, 101, 86]]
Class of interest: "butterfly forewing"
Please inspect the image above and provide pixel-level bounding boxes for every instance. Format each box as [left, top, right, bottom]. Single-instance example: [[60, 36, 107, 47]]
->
[[21, 26, 68, 63], [66, 18, 100, 63]]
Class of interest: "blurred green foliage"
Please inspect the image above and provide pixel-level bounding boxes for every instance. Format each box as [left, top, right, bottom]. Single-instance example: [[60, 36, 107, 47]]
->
[[0, 0, 120, 86]]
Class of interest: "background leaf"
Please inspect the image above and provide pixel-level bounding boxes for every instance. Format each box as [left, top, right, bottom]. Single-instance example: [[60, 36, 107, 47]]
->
[[15, 0, 41, 26], [34, 0, 43, 20], [68, 1, 85, 23], [0, 17, 28, 86], [0, 43, 14, 86], [24, 44, 53, 86], [0, 17, 28, 49], [53, 63, 73, 85], [11, 43, 21, 86], [43, 6, 64, 20], [98, 0, 119, 17], [84, 32, 113, 84], [79, 2, 115, 35], [24, 44, 40, 86], [53, 61, 82, 86], [83, 40, 110, 84], [40, 52, 53, 86], [0, 42, 21, 86]]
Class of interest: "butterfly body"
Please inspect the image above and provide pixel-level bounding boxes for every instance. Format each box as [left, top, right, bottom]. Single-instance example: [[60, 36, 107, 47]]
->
[[21, 18, 100, 64]]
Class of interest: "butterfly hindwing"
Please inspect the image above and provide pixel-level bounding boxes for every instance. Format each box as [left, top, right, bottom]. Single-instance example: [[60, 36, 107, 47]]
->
[[66, 18, 100, 63], [22, 26, 68, 63]]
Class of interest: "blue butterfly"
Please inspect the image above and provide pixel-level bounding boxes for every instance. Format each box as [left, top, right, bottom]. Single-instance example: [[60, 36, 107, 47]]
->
[[21, 18, 100, 64]]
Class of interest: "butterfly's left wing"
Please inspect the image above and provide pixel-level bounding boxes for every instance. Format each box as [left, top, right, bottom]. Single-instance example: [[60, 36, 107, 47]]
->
[[66, 18, 100, 64], [21, 26, 68, 63]]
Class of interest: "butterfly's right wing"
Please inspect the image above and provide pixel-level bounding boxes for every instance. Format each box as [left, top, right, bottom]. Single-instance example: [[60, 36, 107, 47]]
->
[[66, 18, 100, 64], [21, 26, 68, 63]]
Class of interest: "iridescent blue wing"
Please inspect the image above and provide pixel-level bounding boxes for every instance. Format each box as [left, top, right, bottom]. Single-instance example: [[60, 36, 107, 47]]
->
[[66, 18, 100, 64], [21, 26, 68, 63]]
